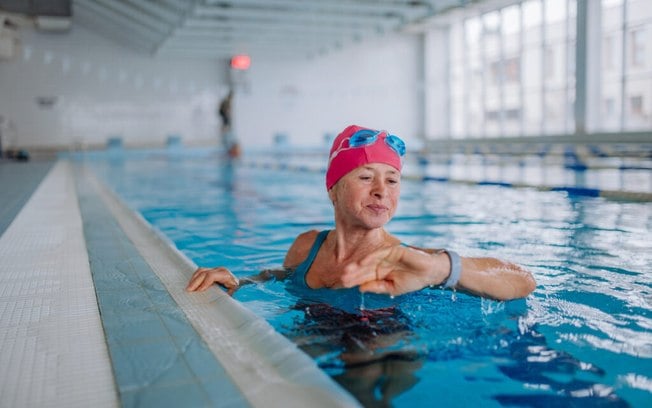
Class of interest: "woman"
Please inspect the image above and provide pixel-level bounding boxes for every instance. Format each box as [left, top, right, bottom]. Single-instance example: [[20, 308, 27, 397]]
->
[[187, 124, 536, 301]]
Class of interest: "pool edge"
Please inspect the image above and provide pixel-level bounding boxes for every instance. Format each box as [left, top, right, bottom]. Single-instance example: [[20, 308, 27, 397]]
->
[[77, 161, 361, 408]]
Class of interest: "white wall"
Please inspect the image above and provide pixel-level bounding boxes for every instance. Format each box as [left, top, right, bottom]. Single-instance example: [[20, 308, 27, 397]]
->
[[0, 25, 227, 150], [235, 33, 423, 149], [0, 24, 423, 151]]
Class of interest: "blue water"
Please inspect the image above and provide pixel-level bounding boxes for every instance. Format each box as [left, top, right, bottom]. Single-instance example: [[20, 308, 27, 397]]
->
[[87, 151, 652, 407]]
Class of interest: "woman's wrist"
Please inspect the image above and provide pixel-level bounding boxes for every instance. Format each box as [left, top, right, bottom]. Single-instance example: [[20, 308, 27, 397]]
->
[[431, 250, 462, 288], [442, 250, 462, 288], [431, 251, 451, 286]]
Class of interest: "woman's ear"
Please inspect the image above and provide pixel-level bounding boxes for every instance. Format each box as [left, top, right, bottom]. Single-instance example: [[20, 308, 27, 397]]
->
[[328, 185, 337, 204]]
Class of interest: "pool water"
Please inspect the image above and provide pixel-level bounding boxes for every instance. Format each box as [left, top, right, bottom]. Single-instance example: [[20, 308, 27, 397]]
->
[[88, 151, 652, 407]]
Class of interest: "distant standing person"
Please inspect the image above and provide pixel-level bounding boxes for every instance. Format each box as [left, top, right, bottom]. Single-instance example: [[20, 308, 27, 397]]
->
[[218, 90, 240, 158]]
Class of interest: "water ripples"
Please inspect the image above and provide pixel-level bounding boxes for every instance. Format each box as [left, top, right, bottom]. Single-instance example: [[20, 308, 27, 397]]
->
[[91, 156, 652, 407]]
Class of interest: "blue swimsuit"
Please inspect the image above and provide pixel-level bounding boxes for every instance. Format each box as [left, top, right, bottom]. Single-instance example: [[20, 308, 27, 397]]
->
[[288, 230, 400, 312], [291, 230, 330, 290]]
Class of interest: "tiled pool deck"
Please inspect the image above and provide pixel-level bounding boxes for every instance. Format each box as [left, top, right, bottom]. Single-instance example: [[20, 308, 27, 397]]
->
[[0, 160, 360, 408]]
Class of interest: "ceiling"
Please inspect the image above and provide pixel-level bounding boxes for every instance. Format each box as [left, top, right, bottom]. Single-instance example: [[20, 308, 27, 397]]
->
[[64, 0, 471, 60]]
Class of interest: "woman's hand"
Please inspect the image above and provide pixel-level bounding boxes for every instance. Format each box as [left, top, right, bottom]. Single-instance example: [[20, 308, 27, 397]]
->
[[340, 246, 450, 297], [186, 266, 240, 296]]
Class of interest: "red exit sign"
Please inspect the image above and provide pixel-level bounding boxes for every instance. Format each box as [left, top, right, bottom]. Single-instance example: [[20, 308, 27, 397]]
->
[[230, 54, 251, 70]]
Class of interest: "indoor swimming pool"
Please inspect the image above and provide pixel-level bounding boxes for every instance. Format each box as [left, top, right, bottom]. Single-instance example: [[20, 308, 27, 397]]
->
[[85, 149, 651, 407]]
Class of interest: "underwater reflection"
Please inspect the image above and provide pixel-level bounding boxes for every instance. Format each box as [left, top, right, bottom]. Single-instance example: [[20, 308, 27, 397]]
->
[[277, 296, 631, 407], [284, 302, 422, 407], [492, 326, 630, 407]]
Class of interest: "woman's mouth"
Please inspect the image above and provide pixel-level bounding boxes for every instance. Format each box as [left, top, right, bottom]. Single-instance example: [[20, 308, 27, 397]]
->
[[366, 204, 388, 213]]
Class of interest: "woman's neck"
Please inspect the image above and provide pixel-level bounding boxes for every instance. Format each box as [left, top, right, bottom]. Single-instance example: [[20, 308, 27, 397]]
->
[[330, 227, 393, 263]]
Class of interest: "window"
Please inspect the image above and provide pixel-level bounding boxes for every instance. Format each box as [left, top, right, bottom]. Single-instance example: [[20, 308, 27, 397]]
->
[[598, 0, 652, 131], [429, 0, 652, 139], [604, 98, 615, 116], [545, 47, 555, 80], [630, 28, 645, 67], [488, 58, 521, 85], [505, 108, 521, 120], [504, 57, 521, 83], [439, 0, 578, 138], [630, 95, 644, 116], [489, 60, 501, 85], [486, 110, 500, 121], [603, 35, 615, 70]]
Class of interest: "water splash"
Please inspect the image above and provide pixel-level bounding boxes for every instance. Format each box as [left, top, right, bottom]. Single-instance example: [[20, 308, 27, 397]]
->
[[481, 297, 505, 316]]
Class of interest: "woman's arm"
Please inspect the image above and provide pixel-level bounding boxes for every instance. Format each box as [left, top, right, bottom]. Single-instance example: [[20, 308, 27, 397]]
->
[[340, 246, 535, 301], [186, 230, 317, 295], [453, 256, 536, 300]]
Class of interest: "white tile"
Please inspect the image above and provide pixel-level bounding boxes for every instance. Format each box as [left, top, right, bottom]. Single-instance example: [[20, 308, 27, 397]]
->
[[0, 161, 118, 408]]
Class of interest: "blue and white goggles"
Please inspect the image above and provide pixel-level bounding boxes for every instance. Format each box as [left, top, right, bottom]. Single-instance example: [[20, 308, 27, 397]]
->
[[329, 129, 406, 163]]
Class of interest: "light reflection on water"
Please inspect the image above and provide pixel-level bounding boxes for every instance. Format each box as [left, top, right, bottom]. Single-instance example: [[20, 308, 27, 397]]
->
[[90, 154, 651, 407]]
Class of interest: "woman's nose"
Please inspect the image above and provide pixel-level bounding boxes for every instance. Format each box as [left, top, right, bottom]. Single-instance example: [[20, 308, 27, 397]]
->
[[371, 180, 387, 197]]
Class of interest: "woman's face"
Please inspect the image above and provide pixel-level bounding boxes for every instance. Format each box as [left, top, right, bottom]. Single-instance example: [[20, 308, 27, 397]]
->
[[329, 163, 401, 229]]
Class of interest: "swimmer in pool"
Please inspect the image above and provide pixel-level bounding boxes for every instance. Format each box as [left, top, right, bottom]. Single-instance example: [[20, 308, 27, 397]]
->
[[186, 124, 536, 301]]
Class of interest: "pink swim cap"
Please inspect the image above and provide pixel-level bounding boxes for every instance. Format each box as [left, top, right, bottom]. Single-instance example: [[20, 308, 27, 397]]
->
[[325, 125, 403, 190]]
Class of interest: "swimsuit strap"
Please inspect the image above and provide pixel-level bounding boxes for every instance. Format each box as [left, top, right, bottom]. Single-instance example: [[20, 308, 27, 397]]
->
[[293, 230, 330, 287], [292, 230, 405, 289]]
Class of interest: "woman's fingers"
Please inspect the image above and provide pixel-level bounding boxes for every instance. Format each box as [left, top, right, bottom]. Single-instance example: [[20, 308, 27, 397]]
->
[[186, 267, 239, 292], [358, 246, 395, 267], [185, 269, 205, 291], [358, 280, 397, 295], [187, 267, 208, 290], [188, 267, 204, 282], [341, 246, 402, 287], [340, 262, 375, 287]]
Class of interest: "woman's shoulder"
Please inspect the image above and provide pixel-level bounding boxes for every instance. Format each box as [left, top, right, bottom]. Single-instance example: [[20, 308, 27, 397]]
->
[[403, 245, 444, 254], [283, 229, 324, 268], [294, 229, 325, 248], [297, 229, 322, 240]]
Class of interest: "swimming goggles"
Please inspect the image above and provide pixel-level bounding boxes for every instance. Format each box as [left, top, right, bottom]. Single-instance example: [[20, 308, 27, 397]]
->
[[329, 129, 406, 163]]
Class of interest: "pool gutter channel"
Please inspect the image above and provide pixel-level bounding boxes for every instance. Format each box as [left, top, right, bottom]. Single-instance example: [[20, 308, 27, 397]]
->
[[78, 164, 361, 408]]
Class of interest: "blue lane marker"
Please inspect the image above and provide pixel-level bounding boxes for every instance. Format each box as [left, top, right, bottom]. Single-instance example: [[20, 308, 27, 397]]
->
[[619, 165, 652, 171], [550, 186, 601, 197], [75, 172, 249, 408], [423, 176, 449, 182], [477, 181, 513, 187]]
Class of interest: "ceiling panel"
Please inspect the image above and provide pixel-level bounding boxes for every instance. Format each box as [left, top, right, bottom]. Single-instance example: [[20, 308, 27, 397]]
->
[[4, 0, 473, 59]]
